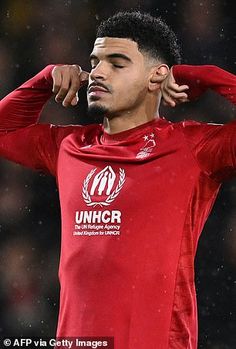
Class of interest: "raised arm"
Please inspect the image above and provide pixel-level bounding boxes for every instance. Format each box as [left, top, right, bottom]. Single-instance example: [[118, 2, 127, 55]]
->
[[0, 65, 89, 175], [164, 65, 236, 182], [0, 65, 54, 131], [161, 64, 236, 107], [0, 64, 89, 132]]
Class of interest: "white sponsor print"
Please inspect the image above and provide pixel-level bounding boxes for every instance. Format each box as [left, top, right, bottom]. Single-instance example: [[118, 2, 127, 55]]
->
[[73, 166, 125, 237], [136, 132, 157, 159]]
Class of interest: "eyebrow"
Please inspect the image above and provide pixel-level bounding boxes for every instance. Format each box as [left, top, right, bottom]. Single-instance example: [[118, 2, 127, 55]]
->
[[89, 53, 132, 63]]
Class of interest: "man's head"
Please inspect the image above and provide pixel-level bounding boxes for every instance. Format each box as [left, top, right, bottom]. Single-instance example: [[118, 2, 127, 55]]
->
[[87, 11, 181, 120]]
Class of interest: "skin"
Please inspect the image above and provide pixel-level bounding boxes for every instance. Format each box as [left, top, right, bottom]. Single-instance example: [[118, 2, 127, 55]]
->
[[88, 37, 169, 134], [52, 37, 189, 134]]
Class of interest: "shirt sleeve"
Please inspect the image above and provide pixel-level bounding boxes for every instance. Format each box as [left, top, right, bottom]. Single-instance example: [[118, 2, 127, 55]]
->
[[0, 65, 55, 131], [0, 123, 85, 176], [173, 65, 236, 181], [0, 65, 84, 176], [181, 120, 236, 182], [172, 65, 236, 104]]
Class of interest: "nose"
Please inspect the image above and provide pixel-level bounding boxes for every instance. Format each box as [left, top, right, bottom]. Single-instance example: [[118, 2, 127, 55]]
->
[[90, 61, 108, 81]]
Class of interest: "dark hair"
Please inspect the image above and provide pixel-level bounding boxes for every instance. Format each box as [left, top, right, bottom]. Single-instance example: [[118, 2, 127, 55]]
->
[[96, 11, 181, 66]]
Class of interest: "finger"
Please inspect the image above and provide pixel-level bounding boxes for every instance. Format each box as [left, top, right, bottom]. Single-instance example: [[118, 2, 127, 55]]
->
[[62, 76, 80, 107], [161, 90, 176, 107], [167, 83, 189, 93], [163, 89, 189, 100], [55, 73, 70, 103], [168, 91, 189, 100], [162, 81, 189, 93], [169, 84, 189, 92], [177, 97, 190, 104], [162, 100, 168, 106], [72, 64, 87, 86], [73, 64, 82, 74], [162, 96, 189, 106], [71, 93, 79, 106], [80, 71, 89, 85], [52, 67, 62, 94], [62, 71, 89, 107]]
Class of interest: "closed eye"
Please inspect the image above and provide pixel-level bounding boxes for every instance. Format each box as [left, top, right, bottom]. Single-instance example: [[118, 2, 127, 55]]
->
[[113, 64, 125, 68]]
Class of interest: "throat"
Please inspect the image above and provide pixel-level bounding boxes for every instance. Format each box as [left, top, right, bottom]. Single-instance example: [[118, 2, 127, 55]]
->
[[103, 112, 159, 135]]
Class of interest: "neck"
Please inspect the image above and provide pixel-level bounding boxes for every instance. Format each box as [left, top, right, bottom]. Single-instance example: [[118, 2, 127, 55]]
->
[[103, 94, 161, 135]]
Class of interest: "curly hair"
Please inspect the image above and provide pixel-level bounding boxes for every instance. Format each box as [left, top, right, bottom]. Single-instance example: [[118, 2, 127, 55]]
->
[[96, 11, 181, 66]]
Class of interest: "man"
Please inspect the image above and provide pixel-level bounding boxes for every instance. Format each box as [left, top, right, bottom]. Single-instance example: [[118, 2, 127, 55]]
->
[[0, 10, 235, 349]]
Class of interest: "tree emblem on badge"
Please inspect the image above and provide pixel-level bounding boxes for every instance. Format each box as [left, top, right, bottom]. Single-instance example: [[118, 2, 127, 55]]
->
[[82, 166, 126, 207]]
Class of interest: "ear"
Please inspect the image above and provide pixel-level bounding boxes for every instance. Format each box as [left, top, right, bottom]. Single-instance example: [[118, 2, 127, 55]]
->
[[149, 64, 169, 92]]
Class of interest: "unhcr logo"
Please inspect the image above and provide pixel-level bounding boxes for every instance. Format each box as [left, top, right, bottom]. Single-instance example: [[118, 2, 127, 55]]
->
[[82, 166, 126, 207]]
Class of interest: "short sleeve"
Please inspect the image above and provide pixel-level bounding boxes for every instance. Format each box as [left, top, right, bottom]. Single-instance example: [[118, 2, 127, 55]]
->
[[181, 120, 236, 182]]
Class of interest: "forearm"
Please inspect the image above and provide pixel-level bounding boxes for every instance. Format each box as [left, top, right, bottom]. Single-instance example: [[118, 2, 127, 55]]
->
[[173, 65, 236, 104], [0, 65, 54, 132]]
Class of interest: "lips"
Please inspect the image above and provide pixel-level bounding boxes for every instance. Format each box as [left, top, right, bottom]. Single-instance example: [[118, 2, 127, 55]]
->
[[88, 85, 109, 94], [88, 82, 109, 94]]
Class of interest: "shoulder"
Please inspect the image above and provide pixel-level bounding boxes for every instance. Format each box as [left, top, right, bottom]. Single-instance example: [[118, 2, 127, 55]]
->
[[173, 119, 223, 140], [175, 119, 222, 130], [73, 123, 102, 134], [158, 119, 228, 151], [64, 122, 103, 145]]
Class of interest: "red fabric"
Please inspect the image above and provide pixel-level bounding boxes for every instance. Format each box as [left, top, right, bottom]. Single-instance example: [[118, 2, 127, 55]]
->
[[173, 64, 236, 103], [0, 65, 235, 349]]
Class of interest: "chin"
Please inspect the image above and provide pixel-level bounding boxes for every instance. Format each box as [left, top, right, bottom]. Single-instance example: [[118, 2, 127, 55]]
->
[[87, 103, 109, 121]]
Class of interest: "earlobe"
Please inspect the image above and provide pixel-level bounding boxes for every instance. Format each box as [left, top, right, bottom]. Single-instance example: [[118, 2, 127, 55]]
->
[[149, 64, 169, 91]]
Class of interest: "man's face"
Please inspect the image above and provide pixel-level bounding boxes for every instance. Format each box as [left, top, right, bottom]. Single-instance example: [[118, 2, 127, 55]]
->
[[87, 37, 152, 118]]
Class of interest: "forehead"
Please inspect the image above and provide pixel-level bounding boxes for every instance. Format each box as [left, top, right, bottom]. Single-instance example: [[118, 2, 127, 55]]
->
[[91, 37, 142, 58]]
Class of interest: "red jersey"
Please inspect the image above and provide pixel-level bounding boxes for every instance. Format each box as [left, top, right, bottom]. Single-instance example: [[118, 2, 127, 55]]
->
[[0, 64, 235, 349]]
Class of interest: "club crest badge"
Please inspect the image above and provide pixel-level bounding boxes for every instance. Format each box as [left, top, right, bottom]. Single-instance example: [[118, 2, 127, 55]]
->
[[136, 133, 157, 159]]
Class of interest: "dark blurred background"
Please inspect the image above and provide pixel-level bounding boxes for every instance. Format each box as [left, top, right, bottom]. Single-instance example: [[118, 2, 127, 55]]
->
[[0, 0, 235, 348]]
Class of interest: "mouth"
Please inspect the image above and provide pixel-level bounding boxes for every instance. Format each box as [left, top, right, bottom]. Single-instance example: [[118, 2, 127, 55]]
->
[[88, 85, 110, 98]]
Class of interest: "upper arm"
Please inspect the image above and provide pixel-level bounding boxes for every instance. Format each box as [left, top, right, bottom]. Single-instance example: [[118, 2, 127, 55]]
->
[[173, 65, 236, 104], [0, 124, 82, 176]]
